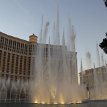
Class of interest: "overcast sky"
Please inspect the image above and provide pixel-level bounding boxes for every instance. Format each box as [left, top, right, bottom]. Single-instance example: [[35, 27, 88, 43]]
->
[[0, 0, 107, 71]]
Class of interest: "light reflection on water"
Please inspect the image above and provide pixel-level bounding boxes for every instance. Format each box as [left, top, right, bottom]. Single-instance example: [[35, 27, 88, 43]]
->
[[0, 102, 107, 107]]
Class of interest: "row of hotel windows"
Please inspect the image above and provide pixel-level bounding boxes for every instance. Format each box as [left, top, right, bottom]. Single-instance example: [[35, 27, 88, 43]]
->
[[0, 36, 69, 55], [0, 43, 36, 55], [0, 36, 36, 52], [1, 73, 30, 81], [0, 50, 31, 76]]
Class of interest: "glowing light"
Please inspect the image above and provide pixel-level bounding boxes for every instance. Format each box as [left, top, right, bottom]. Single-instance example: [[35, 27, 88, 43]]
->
[[50, 86, 56, 99], [60, 101, 65, 104], [59, 94, 65, 104], [77, 101, 82, 103], [53, 102, 58, 104], [41, 101, 45, 104], [34, 99, 39, 103], [72, 100, 82, 104], [46, 102, 50, 104], [34, 96, 82, 104]]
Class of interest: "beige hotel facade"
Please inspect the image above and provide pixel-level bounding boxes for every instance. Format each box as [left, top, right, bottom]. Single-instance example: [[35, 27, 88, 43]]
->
[[0, 32, 37, 81]]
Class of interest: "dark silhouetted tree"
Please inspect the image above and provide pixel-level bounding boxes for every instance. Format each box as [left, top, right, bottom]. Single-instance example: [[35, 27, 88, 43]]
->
[[103, 0, 107, 7], [99, 33, 107, 54]]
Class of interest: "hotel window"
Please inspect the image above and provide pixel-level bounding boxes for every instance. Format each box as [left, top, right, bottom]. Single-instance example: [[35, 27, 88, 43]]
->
[[2, 67, 4, 72], [19, 56, 23, 74], [11, 54, 15, 73], [13, 41, 16, 51], [15, 66, 18, 74], [21, 43, 22, 49], [9, 40, 10, 46], [4, 52, 6, 56], [28, 70, 30, 75], [28, 56, 31, 75], [6, 62, 9, 73], [15, 55, 18, 74], [2, 37, 4, 44], [17, 42, 19, 51], [15, 76, 17, 81], [24, 57, 26, 72], [2, 74, 4, 77], [23, 77, 26, 81], [0, 37, 2, 43], [16, 55, 18, 64], [3, 52, 6, 70], [19, 43, 21, 48], [10, 40, 12, 47], [5, 38, 8, 45], [10, 75, 13, 80], [6, 74, 8, 79], [0, 50, 2, 66], [1, 37, 4, 45], [7, 53, 10, 61]]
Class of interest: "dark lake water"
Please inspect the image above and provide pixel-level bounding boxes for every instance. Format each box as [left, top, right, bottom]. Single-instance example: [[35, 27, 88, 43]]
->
[[0, 102, 107, 107]]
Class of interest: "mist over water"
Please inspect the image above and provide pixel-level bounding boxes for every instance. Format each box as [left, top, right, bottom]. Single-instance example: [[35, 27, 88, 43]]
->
[[29, 11, 87, 104], [0, 9, 107, 104]]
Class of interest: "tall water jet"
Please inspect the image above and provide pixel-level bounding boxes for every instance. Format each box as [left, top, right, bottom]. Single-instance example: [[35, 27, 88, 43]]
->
[[42, 21, 50, 43], [53, 22, 56, 44], [39, 15, 44, 43], [96, 43, 101, 67], [68, 19, 78, 85], [68, 18, 76, 52], [29, 13, 84, 103], [86, 51, 92, 69], [62, 28, 65, 46], [80, 58, 83, 84], [55, 8, 60, 45], [92, 63, 105, 100], [71, 25, 76, 52], [80, 58, 83, 73], [101, 53, 104, 66]]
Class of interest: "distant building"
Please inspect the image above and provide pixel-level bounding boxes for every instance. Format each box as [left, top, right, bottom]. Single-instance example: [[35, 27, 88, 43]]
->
[[80, 65, 107, 89]]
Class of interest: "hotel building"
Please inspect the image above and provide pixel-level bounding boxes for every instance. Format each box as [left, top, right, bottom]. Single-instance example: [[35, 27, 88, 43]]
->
[[0, 32, 37, 81], [0, 32, 78, 101], [0, 32, 78, 83]]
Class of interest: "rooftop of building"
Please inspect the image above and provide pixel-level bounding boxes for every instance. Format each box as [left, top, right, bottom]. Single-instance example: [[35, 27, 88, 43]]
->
[[80, 65, 107, 75], [0, 32, 38, 43]]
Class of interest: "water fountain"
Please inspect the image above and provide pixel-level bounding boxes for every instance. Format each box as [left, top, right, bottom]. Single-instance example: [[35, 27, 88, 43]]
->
[[0, 11, 107, 107], [28, 10, 88, 104], [0, 78, 29, 103]]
